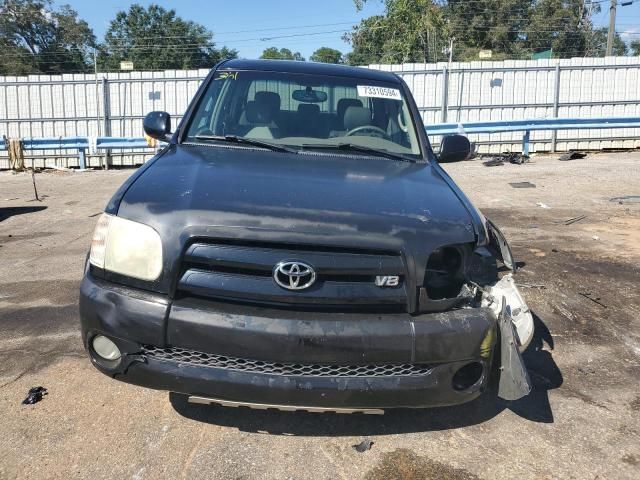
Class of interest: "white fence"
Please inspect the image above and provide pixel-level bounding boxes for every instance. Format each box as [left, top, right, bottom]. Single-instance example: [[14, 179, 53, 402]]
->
[[1, 57, 640, 168], [373, 56, 640, 153], [0, 69, 208, 169]]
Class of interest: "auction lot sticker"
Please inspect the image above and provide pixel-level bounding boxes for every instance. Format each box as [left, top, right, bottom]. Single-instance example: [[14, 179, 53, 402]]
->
[[357, 85, 402, 100]]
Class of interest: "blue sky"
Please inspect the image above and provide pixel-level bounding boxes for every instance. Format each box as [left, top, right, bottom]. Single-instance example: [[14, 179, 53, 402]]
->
[[55, 0, 640, 59], [54, 0, 385, 59]]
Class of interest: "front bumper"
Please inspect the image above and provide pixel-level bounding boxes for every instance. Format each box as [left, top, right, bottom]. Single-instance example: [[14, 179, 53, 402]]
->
[[79, 272, 498, 409]]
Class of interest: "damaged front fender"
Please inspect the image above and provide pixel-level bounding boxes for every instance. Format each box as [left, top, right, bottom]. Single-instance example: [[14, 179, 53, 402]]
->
[[486, 219, 516, 271]]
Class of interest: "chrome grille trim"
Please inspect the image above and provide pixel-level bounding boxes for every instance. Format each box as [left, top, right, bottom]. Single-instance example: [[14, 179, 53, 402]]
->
[[142, 345, 432, 377], [177, 240, 409, 311]]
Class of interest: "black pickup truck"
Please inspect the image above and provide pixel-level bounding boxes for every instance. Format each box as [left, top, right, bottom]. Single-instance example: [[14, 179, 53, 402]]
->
[[80, 59, 533, 413]]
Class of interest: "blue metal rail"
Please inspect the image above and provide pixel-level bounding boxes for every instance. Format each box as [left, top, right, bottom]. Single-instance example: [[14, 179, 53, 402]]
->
[[2, 116, 640, 167], [0, 136, 151, 168], [424, 116, 640, 155]]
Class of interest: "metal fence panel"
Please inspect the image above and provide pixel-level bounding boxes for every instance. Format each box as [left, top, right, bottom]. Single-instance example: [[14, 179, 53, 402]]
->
[[370, 56, 640, 153], [1, 57, 640, 168]]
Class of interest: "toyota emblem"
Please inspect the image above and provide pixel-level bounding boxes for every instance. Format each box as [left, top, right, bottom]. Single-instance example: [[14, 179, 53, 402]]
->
[[273, 261, 316, 291]]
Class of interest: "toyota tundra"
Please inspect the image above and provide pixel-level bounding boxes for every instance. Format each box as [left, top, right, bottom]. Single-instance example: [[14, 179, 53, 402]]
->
[[79, 59, 533, 413]]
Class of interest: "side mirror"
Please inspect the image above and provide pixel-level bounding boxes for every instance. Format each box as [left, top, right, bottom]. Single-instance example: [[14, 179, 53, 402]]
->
[[438, 134, 471, 163], [143, 111, 172, 142]]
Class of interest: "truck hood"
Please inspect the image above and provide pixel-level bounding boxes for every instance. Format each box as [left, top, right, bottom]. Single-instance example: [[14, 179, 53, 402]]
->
[[114, 144, 477, 294], [117, 144, 476, 250]]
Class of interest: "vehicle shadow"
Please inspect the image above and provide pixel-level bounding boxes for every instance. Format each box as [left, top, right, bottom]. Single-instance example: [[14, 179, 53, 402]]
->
[[170, 312, 562, 436], [0, 206, 47, 222]]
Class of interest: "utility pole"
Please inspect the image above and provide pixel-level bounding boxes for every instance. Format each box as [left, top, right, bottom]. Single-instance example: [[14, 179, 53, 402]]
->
[[606, 0, 617, 56]]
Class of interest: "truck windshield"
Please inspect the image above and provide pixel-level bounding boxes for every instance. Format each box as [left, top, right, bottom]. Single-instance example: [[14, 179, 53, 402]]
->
[[184, 69, 422, 159]]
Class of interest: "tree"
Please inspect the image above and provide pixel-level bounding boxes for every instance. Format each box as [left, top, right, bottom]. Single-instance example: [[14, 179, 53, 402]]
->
[[343, 15, 387, 65], [0, 0, 96, 74], [346, 0, 448, 64], [310, 47, 343, 63], [260, 47, 305, 61], [346, 0, 620, 63], [446, 0, 531, 61], [585, 28, 627, 57], [523, 0, 591, 59], [99, 4, 237, 71], [631, 40, 640, 56]]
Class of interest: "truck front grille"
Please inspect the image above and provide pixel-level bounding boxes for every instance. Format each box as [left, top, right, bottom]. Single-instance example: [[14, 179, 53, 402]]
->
[[142, 345, 432, 377], [175, 240, 408, 311]]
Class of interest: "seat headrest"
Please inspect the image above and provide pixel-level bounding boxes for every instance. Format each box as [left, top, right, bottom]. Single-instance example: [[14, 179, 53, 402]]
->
[[297, 103, 320, 116], [246, 100, 274, 124], [337, 98, 363, 120], [255, 91, 281, 113], [343, 106, 372, 131]]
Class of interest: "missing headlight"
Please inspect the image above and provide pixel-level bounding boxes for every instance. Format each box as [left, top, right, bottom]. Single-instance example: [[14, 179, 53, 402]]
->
[[424, 246, 466, 300]]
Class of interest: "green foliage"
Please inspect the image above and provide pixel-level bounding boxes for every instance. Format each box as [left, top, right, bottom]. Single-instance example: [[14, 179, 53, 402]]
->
[[631, 41, 640, 56], [524, 0, 588, 59], [260, 47, 305, 61], [586, 28, 627, 57], [310, 47, 343, 63], [0, 0, 96, 74], [446, 0, 531, 61], [346, 0, 447, 64], [347, 0, 629, 63], [99, 4, 237, 71]]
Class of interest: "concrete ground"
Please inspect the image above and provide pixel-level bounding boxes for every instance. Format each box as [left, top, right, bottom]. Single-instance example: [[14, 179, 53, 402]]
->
[[1, 152, 639, 480]]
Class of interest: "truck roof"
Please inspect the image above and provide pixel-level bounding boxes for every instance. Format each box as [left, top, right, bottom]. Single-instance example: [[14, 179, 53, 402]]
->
[[218, 58, 401, 84]]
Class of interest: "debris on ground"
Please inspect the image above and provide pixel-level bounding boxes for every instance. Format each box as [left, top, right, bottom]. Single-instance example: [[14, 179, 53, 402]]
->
[[610, 195, 640, 205], [482, 152, 529, 167], [579, 292, 607, 309], [559, 151, 587, 161], [592, 235, 600, 240], [30, 169, 41, 202], [483, 158, 505, 167], [352, 439, 374, 453], [508, 153, 529, 165], [22, 386, 48, 405], [562, 215, 587, 225], [509, 181, 536, 188], [536, 202, 551, 209]]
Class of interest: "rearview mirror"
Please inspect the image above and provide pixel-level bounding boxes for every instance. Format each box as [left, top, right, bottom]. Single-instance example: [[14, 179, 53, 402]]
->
[[143, 111, 172, 142], [438, 134, 471, 163], [292, 87, 327, 103]]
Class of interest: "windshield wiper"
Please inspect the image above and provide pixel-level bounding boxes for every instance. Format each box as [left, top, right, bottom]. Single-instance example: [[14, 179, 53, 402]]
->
[[301, 143, 415, 162], [192, 134, 297, 153]]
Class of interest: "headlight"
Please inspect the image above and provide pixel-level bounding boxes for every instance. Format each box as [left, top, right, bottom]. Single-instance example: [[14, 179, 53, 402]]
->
[[89, 213, 163, 281]]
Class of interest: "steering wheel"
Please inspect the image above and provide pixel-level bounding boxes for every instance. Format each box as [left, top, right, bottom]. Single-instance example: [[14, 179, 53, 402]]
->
[[346, 125, 391, 140]]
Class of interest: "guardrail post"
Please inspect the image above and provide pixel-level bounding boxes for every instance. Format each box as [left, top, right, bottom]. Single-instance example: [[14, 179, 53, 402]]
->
[[522, 130, 530, 156], [78, 148, 86, 169], [101, 77, 112, 169], [441, 66, 449, 123], [551, 64, 561, 152]]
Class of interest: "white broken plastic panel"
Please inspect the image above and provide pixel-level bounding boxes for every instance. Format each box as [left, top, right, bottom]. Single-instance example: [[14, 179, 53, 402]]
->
[[484, 274, 534, 351]]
